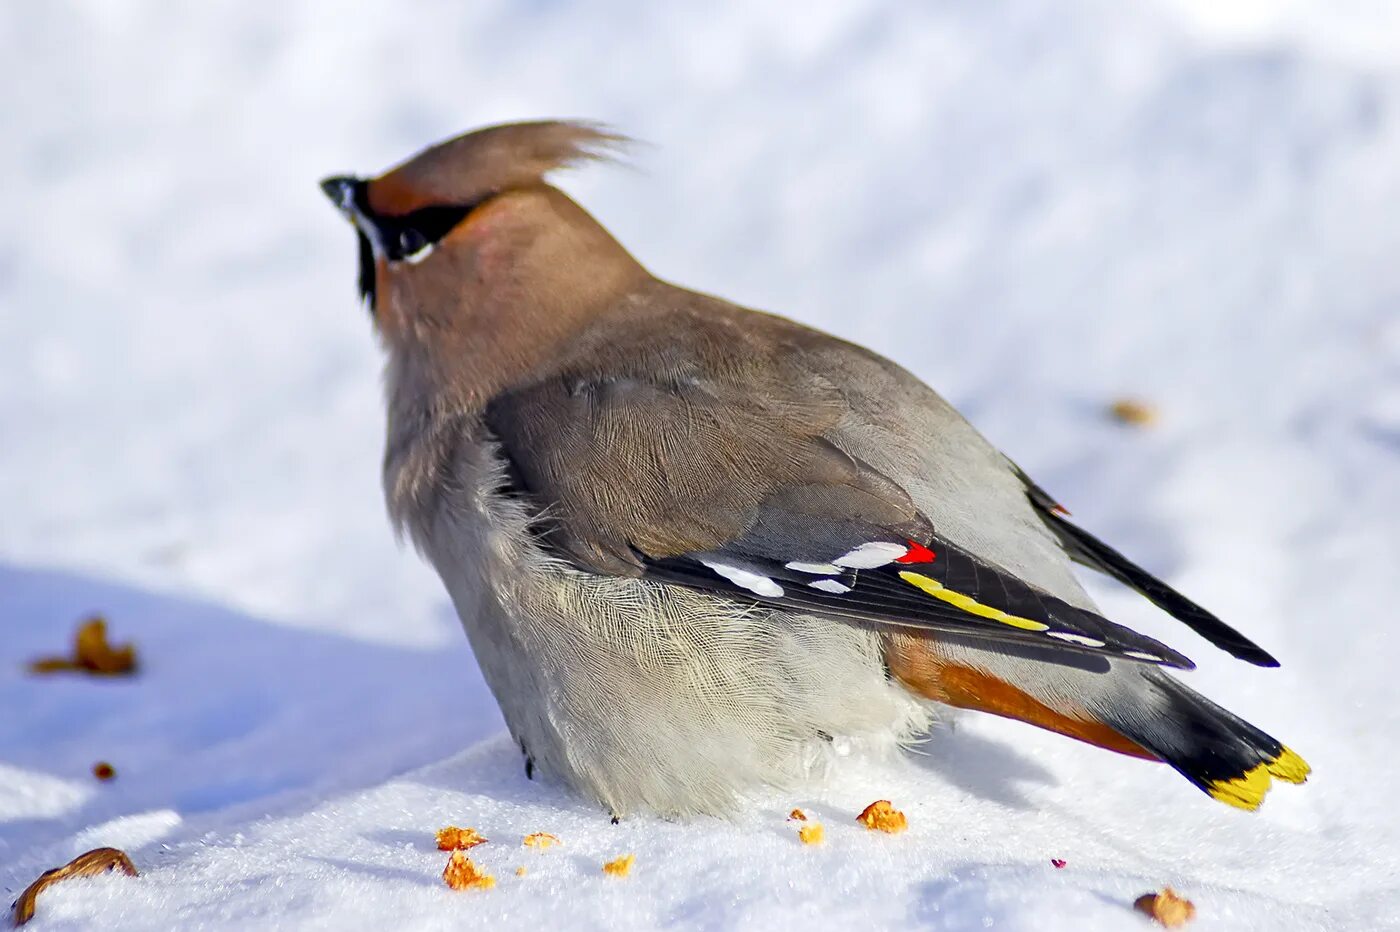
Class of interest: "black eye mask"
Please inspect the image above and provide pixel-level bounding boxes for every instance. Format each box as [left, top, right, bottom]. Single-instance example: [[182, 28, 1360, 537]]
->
[[378, 205, 476, 262], [350, 181, 475, 305]]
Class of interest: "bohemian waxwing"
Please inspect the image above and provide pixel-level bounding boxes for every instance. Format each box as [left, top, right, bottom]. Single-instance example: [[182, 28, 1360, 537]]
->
[[320, 120, 1309, 817]]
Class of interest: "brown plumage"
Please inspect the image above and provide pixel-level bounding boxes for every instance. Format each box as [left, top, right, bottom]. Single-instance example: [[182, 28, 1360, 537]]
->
[[321, 120, 1308, 816], [368, 121, 627, 217]]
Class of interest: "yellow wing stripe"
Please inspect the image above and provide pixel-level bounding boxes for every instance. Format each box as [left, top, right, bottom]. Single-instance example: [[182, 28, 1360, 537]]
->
[[898, 571, 1050, 632]]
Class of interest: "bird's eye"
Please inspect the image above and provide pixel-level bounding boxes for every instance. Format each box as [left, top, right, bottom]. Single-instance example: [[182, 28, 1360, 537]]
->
[[398, 228, 430, 260], [381, 204, 473, 264]]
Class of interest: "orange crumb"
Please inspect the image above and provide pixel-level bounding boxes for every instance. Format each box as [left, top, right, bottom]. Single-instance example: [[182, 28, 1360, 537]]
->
[[1133, 888, 1196, 927], [522, 832, 560, 849], [1108, 398, 1158, 427], [436, 826, 488, 851], [29, 616, 138, 677], [798, 822, 824, 845], [442, 851, 495, 891], [602, 854, 635, 877], [92, 762, 116, 781], [789, 808, 807, 821], [856, 800, 907, 834]]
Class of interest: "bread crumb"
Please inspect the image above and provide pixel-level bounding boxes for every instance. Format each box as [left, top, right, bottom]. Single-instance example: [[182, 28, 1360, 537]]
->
[[1108, 398, 1158, 427], [436, 826, 488, 851], [12, 847, 139, 926], [522, 832, 560, 849], [442, 851, 495, 891], [1133, 888, 1196, 927], [788, 808, 807, 821], [92, 762, 116, 781], [856, 799, 907, 834], [28, 616, 138, 677], [602, 854, 635, 877], [798, 822, 824, 845]]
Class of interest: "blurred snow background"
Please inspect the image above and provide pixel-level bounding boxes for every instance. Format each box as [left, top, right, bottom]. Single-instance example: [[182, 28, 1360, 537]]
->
[[2, 0, 1399, 928]]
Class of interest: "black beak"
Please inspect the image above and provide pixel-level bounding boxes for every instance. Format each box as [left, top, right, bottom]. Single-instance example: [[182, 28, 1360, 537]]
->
[[320, 176, 360, 214]]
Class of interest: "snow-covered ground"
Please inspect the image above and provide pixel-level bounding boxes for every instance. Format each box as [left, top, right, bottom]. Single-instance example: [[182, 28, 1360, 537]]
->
[[4, 1, 1399, 928]]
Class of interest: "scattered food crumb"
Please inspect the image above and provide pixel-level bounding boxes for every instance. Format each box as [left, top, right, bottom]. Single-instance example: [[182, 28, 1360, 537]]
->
[[1051, 858, 1067, 869], [602, 854, 635, 877], [789, 808, 807, 821], [515, 866, 527, 877], [799, 822, 825, 846], [1133, 888, 1196, 927], [442, 851, 495, 891], [436, 826, 488, 851], [12, 847, 139, 926], [1108, 398, 1158, 427], [856, 799, 907, 834], [522, 832, 560, 849], [92, 762, 116, 781], [28, 616, 138, 677]]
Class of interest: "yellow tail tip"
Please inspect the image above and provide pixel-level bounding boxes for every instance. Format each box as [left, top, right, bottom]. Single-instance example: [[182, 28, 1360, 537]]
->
[[1207, 747, 1311, 810], [1266, 746, 1311, 784], [1207, 762, 1273, 811]]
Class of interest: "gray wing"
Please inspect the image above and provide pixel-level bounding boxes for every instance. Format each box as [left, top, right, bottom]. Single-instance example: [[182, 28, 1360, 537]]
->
[[808, 336, 1276, 667], [798, 337, 1098, 607], [482, 293, 1194, 668]]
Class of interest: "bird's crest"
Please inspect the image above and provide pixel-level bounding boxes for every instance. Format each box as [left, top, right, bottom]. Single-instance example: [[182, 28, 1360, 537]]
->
[[366, 120, 629, 217]]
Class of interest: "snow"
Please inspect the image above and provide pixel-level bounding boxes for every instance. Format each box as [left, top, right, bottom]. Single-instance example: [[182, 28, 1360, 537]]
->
[[3, 0, 1399, 928]]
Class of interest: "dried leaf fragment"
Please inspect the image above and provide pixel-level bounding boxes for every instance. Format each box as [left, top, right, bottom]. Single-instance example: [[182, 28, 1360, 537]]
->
[[1133, 888, 1196, 927], [12, 847, 139, 926], [798, 822, 824, 845], [602, 854, 635, 877], [788, 808, 807, 821], [435, 826, 487, 851], [28, 616, 138, 677], [1108, 398, 1158, 427], [856, 799, 907, 834], [522, 832, 560, 849], [92, 762, 116, 781], [442, 851, 495, 891]]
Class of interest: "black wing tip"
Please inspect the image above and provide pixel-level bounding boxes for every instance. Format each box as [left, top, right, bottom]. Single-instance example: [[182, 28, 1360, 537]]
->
[[1034, 505, 1283, 670], [1233, 645, 1282, 668], [1158, 601, 1281, 668], [1165, 652, 1196, 671]]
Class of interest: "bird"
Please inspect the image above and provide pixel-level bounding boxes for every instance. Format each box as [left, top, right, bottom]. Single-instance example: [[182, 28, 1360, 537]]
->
[[320, 120, 1308, 818]]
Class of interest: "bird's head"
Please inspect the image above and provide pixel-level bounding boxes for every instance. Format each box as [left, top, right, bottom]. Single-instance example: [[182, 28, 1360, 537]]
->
[[321, 121, 644, 398]]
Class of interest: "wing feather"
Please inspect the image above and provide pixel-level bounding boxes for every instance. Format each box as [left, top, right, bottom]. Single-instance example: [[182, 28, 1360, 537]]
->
[[484, 301, 1202, 671]]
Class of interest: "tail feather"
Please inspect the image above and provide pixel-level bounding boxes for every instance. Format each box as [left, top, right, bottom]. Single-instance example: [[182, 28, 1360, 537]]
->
[[1092, 667, 1309, 810], [887, 634, 1309, 810]]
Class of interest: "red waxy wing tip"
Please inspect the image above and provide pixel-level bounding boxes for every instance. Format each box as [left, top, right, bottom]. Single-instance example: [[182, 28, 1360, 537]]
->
[[893, 540, 936, 565]]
